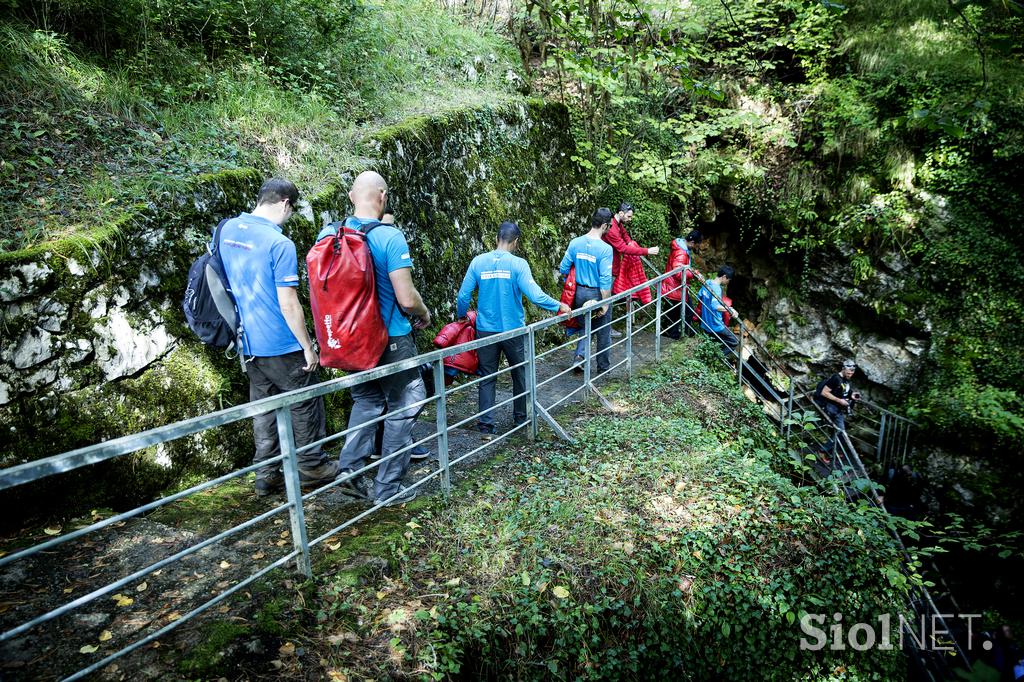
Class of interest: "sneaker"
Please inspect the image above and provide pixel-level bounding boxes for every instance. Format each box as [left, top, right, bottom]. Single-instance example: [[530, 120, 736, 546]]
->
[[571, 355, 585, 374], [374, 485, 417, 507], [477, 423, 496, 437], [410, 444, 432, 460], [254, 476, 284, 498], [336, 470, 373, 499], [610, 328, 623, 338], [299, 460, 341, 491]]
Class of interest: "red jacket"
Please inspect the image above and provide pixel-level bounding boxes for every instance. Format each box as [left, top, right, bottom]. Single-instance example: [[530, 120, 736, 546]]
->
[[660, 239, 700, 302], [604, 217, 652, 304], [434, 311, 479, 375]]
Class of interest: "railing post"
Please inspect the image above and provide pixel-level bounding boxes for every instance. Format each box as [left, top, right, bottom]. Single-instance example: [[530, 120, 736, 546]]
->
[[736, 325, 744, 386], [583, 308, 593, 396], [654, 286, 663, 361], [432, 357, 450, 495], [276, 407, 311, 578], [526, 328, 538, 440], [785, 379, 795, 444], [876, 412, 887, 468], [625, 297, 634, 380]]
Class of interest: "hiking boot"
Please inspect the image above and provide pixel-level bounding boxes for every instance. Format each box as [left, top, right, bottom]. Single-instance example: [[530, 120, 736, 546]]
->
[[254, 475, 284, 498], [410, 444, 432, 461], [337, 470, 373, 499], [299, 460, 341, 492], [477, 423, 496, 438], [374, 485, 417, 507]]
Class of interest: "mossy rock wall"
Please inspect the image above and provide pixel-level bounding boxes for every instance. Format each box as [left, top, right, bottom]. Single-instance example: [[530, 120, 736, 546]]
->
[[0, 99, 586, 525]]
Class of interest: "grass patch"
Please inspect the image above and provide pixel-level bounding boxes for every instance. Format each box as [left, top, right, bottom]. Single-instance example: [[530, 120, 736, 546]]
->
[[0, 0, 521, 251]]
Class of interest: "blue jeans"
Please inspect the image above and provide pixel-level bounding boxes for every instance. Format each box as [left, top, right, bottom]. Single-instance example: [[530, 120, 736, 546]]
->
[[339, 334, 426, 499], [822, 404, 847, 456], [572, 286, 611, 372]]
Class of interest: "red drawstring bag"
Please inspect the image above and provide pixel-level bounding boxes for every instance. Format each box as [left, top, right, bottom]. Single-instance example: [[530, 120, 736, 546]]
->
[[307, 222, 388, 371], [434, 311, 479, 375], [693, 295, 732, 327], [560, 266, 582, 330]]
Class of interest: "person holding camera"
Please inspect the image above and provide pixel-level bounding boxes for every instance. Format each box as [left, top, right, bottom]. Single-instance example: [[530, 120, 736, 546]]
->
[[814, 359, 861, 463]]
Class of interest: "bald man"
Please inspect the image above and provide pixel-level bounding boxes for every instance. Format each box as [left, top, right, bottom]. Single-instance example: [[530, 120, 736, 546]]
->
[[318, 171, 431, 506]]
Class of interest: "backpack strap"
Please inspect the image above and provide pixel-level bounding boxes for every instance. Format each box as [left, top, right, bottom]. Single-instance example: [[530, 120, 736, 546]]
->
[[208, 218, 230, 256]]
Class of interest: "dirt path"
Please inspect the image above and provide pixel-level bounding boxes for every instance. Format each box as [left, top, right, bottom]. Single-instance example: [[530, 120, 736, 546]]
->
[[0, 317, 681, 680]]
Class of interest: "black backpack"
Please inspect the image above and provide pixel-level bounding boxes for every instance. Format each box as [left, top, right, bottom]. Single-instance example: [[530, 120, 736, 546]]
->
[[182, 219, 242, 349]]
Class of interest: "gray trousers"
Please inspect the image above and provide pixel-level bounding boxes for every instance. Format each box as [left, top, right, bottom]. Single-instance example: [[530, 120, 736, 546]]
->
[[339, 334, 426, 499], [477, 331, 526, 427], [573, 286, 611, 372], [246, 351, 329, 483]]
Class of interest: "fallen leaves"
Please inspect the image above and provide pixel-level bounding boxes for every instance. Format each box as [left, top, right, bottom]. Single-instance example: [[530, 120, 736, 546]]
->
[[327, 632, 359, 646], [79, 644, 98, 654], [112, 594, 134, 607], [278, 641, 296, 657], [136, 582, 147, 592], [551, 586, 570, 599], [219, 561, 231, 569], [43, 527, 61, 536], [251, 551, 266, 560], [99, 630, 112, 642]]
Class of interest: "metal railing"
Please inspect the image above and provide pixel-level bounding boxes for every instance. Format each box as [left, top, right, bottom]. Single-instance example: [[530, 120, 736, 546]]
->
[[0, 254, 968, 679], [0, 265, 691, 681]]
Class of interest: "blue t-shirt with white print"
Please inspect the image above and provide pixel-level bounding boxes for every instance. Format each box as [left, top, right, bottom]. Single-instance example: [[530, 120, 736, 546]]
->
[[456, 250, 560, 332], [218, 212, 302, 357], [699, 279, 726, 333], [559, 235, 613, 290], [317, 217, 414, 338]]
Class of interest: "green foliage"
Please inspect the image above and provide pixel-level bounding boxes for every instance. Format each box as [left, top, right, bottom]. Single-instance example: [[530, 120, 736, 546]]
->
[[0, 0, 520, 250], [307, 350, 909, 679]]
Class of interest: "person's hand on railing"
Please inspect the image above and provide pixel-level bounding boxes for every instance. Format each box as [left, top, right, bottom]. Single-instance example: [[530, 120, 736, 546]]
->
[[557, 302, 572, 315]]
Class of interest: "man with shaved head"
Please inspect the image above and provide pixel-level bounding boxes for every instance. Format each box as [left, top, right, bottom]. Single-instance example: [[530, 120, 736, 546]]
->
[[318, 171, 431, 507]]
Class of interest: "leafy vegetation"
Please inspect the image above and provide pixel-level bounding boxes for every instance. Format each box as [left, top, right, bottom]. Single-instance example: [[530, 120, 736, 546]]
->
[[263, 342, 913, 679], [0, 0, 521, 250]]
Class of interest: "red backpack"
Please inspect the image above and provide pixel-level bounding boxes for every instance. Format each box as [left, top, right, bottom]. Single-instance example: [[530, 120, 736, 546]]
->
[[434, 311, 479, 375], [560, 266, 582, 330], [307, 221, 388, 371], [693, 295, 733, 327]]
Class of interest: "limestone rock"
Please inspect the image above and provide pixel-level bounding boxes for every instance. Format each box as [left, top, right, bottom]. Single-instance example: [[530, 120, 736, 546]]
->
[[93, 309, 174, 381], [0, 262, 54, 302], [12, 328, 56, 369]]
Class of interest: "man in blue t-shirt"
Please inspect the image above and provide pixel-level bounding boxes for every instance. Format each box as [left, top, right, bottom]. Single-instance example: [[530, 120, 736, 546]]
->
[[326, 171, 431, 507], [218, 178, 337, 497], [559, 208, 615, 373], [456, 221, 571, 435], [697, 265, 739, 357]]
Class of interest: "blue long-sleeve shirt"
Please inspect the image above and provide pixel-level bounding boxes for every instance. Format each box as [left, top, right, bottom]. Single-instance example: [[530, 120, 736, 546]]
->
[[699, 279, 726, 332], [559, 236, 613, 290], [456, 250, 559, 332]]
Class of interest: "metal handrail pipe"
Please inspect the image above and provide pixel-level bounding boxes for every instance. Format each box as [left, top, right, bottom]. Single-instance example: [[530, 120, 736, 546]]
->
[[447, 420, 531, 469], [0, 268, 688, 492], [63, 550, 300, 682], [0, 453, 286, 571], [0, 500, 292, 643], [295, 391, 440, 455]]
